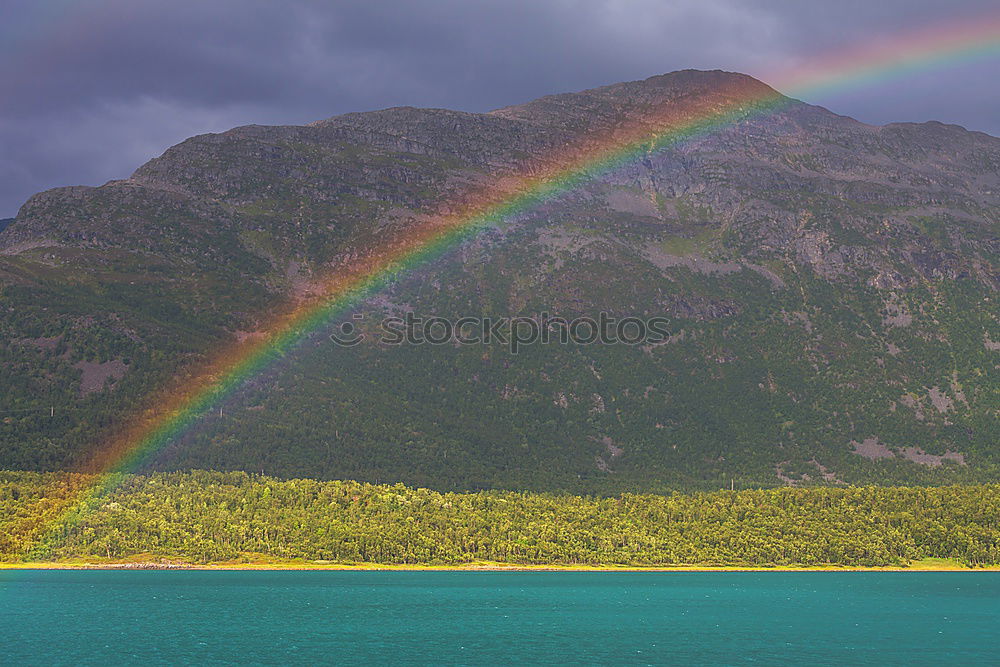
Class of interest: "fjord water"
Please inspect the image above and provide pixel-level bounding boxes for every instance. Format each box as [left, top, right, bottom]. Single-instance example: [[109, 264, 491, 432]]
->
[[3, 571, 998, 665]]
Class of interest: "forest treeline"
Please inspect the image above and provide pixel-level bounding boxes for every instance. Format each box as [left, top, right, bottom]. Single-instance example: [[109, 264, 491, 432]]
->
[[2, 470, 999, 567]]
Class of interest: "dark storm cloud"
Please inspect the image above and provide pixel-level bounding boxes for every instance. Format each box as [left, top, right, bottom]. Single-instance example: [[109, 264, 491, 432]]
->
[[1, 0, 997, 216]]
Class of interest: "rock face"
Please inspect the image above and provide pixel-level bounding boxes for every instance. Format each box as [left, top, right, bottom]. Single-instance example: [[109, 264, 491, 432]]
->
[[0, 70, 997, 492]]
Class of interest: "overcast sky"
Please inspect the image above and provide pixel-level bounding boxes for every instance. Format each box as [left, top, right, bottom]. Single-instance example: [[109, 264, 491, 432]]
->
[[1, 0, 997, 217]]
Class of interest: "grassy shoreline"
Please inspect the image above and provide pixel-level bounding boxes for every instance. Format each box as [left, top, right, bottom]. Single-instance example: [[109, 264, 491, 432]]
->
[[2, 557, 997, 572]]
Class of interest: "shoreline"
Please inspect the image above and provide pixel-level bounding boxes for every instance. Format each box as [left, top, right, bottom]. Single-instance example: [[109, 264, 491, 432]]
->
[[2, 558, 996, 572]]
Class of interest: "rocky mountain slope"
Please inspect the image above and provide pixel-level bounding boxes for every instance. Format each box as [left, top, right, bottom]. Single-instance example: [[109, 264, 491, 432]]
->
[[1, 70, 997, 492]]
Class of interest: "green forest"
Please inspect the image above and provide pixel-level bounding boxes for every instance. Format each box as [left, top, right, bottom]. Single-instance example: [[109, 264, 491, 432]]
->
[[2, 470, 999, 568]]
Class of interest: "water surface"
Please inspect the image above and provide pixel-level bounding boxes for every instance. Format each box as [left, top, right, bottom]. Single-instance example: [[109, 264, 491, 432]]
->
[[2, 571, 997, 665]]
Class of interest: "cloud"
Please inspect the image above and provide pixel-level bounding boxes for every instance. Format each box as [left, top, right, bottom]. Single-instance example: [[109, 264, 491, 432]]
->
[[0, 0, 996, 216]]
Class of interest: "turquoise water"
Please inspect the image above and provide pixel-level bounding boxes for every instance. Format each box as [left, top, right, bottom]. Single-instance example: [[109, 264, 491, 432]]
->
[[2, 571, 998, 665]]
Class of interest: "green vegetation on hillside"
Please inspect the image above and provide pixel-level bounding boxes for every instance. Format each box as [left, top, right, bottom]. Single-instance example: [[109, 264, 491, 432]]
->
[[156, 232, 998, 493], [3, 471, 999, 567]]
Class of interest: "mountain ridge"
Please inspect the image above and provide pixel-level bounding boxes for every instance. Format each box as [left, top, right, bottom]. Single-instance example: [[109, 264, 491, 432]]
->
[[0, 70, 997, 492]]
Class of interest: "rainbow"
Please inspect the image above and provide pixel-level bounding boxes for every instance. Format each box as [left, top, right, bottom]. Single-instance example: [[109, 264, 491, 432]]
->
[[23, 14, 1000, 557]]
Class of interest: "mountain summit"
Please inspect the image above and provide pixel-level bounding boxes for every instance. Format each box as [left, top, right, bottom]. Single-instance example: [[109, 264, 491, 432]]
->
[[1, 70, 997, 491]]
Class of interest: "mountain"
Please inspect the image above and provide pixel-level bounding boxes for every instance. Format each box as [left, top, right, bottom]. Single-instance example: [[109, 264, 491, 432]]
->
[[1, 70, 997, 492]]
